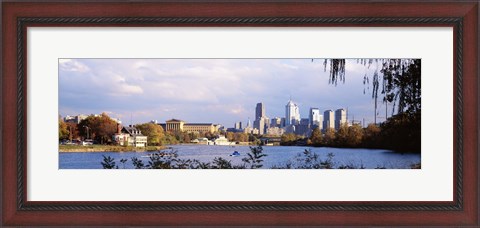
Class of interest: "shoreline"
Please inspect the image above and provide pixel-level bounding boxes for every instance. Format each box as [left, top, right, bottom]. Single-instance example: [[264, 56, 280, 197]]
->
[[59, 145, 168, 153]]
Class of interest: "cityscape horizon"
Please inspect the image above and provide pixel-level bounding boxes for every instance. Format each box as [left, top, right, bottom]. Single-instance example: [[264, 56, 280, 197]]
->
[[59, 58, 394, 128]]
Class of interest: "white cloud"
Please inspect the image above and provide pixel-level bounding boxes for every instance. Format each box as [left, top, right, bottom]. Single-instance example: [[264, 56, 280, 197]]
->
[[59, 58, 380, 126], [59, 59, 90, 72], [276, 63, 299, 70]]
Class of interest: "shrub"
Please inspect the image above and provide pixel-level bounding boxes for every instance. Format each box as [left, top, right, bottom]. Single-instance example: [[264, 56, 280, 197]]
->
[[242, 146, 268, 169]]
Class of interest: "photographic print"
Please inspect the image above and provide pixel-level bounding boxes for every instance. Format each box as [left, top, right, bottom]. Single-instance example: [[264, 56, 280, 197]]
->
[[59, 58, 421, 169]]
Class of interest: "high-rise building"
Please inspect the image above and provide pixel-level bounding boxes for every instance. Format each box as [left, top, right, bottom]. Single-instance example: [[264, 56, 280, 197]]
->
[[323, 110, 334, 130], [309, 108, 323, 128], [255, 102, 265, 120], [254, 117, 267, 135], [234, 121, 242, 130], [285, 100, 300, 125], [254, 102, 269, 134], [300, 118, 310, 126], [243, 118, 253, 134], [335, 108, 347, 130], [270, 117, 282, 128]]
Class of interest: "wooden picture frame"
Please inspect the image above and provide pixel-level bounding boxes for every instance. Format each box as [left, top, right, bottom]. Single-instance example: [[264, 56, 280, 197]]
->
[[2, 1, 478, 226]]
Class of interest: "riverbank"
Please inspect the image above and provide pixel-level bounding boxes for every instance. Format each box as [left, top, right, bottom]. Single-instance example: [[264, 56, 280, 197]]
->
[[59, 145, 167, 152], [60, 144, 421, 169]]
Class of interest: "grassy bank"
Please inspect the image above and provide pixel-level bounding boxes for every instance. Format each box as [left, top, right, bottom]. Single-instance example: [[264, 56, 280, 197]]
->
[[59, 145, 166, 152]]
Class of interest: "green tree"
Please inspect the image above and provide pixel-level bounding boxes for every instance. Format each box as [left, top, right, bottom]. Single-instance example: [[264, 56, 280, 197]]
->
[[234, 132, 248, 142], [135, 123, 165, 146], [280, 133, 298, 146], [162, 131, 179, 145]]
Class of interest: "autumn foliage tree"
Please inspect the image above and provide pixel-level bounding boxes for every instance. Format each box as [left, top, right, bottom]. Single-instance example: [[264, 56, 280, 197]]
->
[[323, 128, 336, 145], [345, 124, 364, 147], [79, 113, 118, 144], [320, 58, 421, 152], [135, 123, 165, 146], [309, 127, 323, 145], [64, 122, 80, 141], [58, 121, 69, 140]]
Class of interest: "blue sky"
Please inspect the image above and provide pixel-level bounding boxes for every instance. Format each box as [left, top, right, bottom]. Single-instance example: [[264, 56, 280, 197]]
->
[[59, 59, 391, 127]]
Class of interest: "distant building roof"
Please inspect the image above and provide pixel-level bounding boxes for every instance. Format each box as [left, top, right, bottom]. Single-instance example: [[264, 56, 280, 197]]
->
[[122, 126, 144, 136], [184, 123, 213, 126], [166, 119, 185, 123]]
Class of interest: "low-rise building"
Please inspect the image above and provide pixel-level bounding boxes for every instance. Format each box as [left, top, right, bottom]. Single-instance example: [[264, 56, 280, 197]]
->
[[113, 126, 148, 147], [209, 135, 235, 145], [163, 119, 219, 133], [266, 127, 285, 136]]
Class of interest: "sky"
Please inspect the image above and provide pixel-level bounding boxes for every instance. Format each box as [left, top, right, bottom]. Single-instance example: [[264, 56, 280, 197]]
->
[[59, 58, 392, 128]]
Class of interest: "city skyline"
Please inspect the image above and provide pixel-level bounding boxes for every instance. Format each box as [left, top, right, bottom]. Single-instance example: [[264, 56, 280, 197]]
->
[[59, 58, 392, 127]]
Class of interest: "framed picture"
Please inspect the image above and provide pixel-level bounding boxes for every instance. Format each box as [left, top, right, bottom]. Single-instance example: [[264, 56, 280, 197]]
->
[[2, 1, 478, 226]]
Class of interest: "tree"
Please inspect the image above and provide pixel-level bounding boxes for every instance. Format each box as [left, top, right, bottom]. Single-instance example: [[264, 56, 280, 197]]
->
[[79, 113, 118, 144], [162, 131, 179, 145], [234, 132, 248, 142], [101, 155, 117, 169], [183, 132, 191, 143], [379, 112, 421, 152], [320, 59, 421, 117], [135, 123, 165, 146], [242, 146, 268, 169], [323, 128, 336, 146], [211, 157, 233, 169], [309, 127, 323, 145], [346, 124, 364, 147], [320, 58, 421, 152], [280, 133, 298, 146], [65, 122, 79, 141], [131, 157, 145, 169], [363, 123, 381, 148], [59, 121, 69, 140], [226, 131, 235, 141], [335, 123, 349, 146], [381, 59, 421, 115]]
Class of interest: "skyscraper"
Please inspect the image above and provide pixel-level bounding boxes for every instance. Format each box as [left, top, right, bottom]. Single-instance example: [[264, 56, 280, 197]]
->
[[335, 108, 347, 130], [285, 99, 300, 125], [254, 102, 268, 135], [254, 117, 267, 135], [270, 117, 282, 127], [255, 102, 265, 120], [234, 121, 242, 130], [309, 108, 323, 128], [323, 110, 334, 130]]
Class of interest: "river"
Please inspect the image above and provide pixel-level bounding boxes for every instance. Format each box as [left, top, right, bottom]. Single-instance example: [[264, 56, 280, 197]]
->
[[59, 145, 420, 169]]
